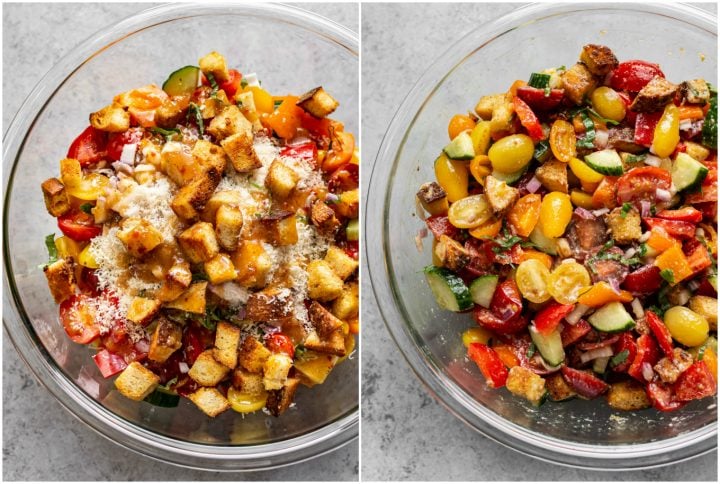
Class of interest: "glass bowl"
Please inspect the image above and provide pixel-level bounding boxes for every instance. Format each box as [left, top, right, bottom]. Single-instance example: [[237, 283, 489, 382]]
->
[[366, 2, 716, 470], [3, 2, 358, 471]]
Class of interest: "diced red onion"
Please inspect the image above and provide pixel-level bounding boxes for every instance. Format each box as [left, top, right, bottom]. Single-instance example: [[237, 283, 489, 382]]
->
[[120, 143, 137, 165], [644, 154, 662, 167], [687, 279, 700, 291], [580, 346, 614, 364], [640, 200, 651, 217], [574, 207, 594, 219], [639, 231, 651, 243], [679, 120, 694, 131], [642, 362, 655, 381], [565, 303, 589, 325], [624, 247, 637, 259], [608, 278, 622, 294], [326, 193, 341, 204], [655, 188, 672, 201], [631, 298, 644, 319], [179, 362, 190, 374], [592, 208, 609, 217], [135, 339, 150, 354], [526, 176, 542, 194], [594, 129, 609, 149]]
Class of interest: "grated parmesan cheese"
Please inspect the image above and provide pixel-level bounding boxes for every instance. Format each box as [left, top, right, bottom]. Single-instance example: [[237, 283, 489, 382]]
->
[[249, 135, 281, 187], [110, 178, 180, 242]]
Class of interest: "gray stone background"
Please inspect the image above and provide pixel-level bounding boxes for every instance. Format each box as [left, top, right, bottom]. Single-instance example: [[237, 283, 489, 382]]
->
[[360, 2, 718, 481], [2, 2, 358, 481]]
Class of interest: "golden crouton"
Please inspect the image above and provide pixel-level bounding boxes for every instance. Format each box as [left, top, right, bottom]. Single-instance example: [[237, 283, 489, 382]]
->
[[607, 380, 651, 411], [257, 212, 298, 246], [204, 253, 237, 285], [545, 373, 577, 402], [238, 336, 272, 373], [161, 141, 198, 186], [201, 89, 230, 120], [489, 93, 514, 135], [220, 131, 262, 172], [324, 246, 359, 280], [44, 257, 77, 303], [166, 260, 192, 289], [187, 387, 230, 417], [308, 301, 344, 337], [561, 63, 597, 105], [212, 322, 241, 369], [188, 350, 230, 386], [117, 218, 164, 259], [417, 181, 449, 216], [434, 234, 470, 272], [147, 318, 183, 363], [579, 44, 618, 76], [127, 297, 162, 326], [155, 95, 189, 129], [165, 281, 207, 314], [89, 103, 130, 132], [474, 93, 505, 120], [215, 205, 244, 251], [266, 377, 301, 416], [263, 353, 294, 391], [311, 200, 341, 234], [307, 260, 344, 302], [232, 369, 266, 394], [484, 176, 519, 214], [246, 288, 293, 322], [535, 160, 569, 193], [505, 366, 547, 406], [689, 296, 717, 330], [265, 160, 299, 199], [294, 352, 338, 386], [59, 158, 83, 187], [41, 178, 70, 217], [198, 51, 229, 82], [336, 189, 359, 219], [304, 329, 347, 357], [680, 79, 711, 105], [201, 190, 243, 223], [684, 141, 710, 162], [631, 77, 679, 113], [171, 168, 222, 221], [192, 139, 227, 174], [606, 206, 642, 244], [654, 348, 694, 384], [114, 362, 160, 401], [297, 87, 339, 118], [207, 105, 253, 141], [232, 240, 272, 289], [332, 282, 359, 320], [178, 222, 219, 263]]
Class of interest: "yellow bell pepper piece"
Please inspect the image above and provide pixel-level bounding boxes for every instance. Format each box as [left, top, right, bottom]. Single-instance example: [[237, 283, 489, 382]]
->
[[703, 348, 718, 383], [77, 244, 99, 269], [651, 104, 680, 158], [569, 157, 605, 183], [570, 189, 594, 210]]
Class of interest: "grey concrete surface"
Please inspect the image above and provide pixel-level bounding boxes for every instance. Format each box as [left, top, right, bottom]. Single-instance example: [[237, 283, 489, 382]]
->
[[360, 2, 718, 481], [2, 2, 358, 481]]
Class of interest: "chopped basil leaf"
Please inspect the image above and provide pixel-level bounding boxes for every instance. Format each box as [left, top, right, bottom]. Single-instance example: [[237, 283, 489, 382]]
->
[[240, 78, 248, 89], [660, 269, 675, 284], [576, 111, 596, 149], [187, 102, 204, 136], [586, 106, 620, 126], [79, 203, 93, 214], [526, 342, 536, 359], [273, 99, 283, 110], [610, 349, 629, 367], [191, 272, 209, 282], [150, 126, 181, 142], [620, 202, 632, 218], [44, 234, 58, 265], [206, 72, 219, 98], [625, 152, 648, 164]]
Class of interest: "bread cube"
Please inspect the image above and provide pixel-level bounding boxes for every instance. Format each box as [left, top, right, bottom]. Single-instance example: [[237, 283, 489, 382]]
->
[[266, 377, 301, 416], [198, 51, 229, 82], [238, 336, 272, 373], [561, 63, 597, 105], [220, 131, 262, 172], [207, 105, 253, 141], [579, 44, 618, 76], [204, 253, 236, 285], [246, 288, 293, 322], [688, 296, 717, 330], [232, 369, 265, 395], [435, 234, 470, 272], [126, 297, 162, 326], [474, 93, 505, 120], [607, 380, 651, 411], [303, 329, 346, 357], [307, 260, 344, 302], [232, 240, 272, 288], [117, 218, 164, 258], [335, 189, 359, 219], [257, 212, 298, 246], [41, 178, 70, 217], [265, 160, 299, 199], [505, 366, 547, 406], [59, 158, 82, 187], [310, 200, 340, 234], [485, 176, 519, 214], [215, 205, 244, 251], [148, 317, 183, 363], [201, 89, 230, 119], [178, 222, 219, 263], [332, 282, 359, 320], [213, 321, 241, 369], [324, 246, 359, 280], [114, 362, 160, 401], [171, 168, 222, 221], [297, 86, 339, 118], [161, 141, 198, 186], [416, 181, 448, 216], [187, 387, 230, 417], [308, 301, 343, 337], [89, 103, 130, 132], [165, 281, 207, 314], [201, 190, 243, 223], [188, 350, 230, 386], [155, 95, 189, 129], [192, 139, 227, 174], [43, 257, 77, 303], [535, 160, 568, 194], [607, 207, 642, 244], [263, 353, 293, 391]]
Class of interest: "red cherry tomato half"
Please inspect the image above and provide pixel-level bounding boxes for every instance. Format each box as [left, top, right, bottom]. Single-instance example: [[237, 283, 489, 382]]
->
[[628, 334, 661, 382], [57, 211, 102, 241], [59, 294, 101, 344], [219, 69, 242, 99], [106, 127, 144, 161], [622, 264, 662, 295], [474, 308, 528, 335], [515, 86, 565, 111], [67, 126, 107, 166], [92, 349, 128, 378], [610, 60, 665, 92], [266, 333, 295, 358], [646, 382, 686, 412], [490, 280, 524, 322], [560, 319, 592, 347], [616, 166, 672, 204]]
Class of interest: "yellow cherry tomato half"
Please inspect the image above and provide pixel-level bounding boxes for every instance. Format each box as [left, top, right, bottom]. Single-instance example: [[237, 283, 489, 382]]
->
[[539, 192, 573, 238], [227, 387, 268, 414], [447, 194, 492, 229], [547, 261, 591, 305], [515, 259, 552, 303]]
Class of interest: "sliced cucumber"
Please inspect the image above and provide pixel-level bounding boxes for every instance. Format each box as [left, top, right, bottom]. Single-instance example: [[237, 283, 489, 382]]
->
[[584, 149, 624, 176], [144, 387, 180, 408], [672, 152, 709, 192], [424, 266, 473, 312], [491, 167, 526, 185], [162, 65, 200, 97], [346, 219, 359, 241], [529, 325, 565, 366], [533, 140, 551, 163], [588, 302, 635, 333], [469, 275, 499, 308], [639, 242, 659, 258], [443, 131, 475, 160], [529, 224, 557, 255]]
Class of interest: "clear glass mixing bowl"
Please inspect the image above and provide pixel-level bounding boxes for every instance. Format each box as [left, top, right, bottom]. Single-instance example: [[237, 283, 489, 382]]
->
[[3, 2, 358, 471], [366, 2, 717, 470]]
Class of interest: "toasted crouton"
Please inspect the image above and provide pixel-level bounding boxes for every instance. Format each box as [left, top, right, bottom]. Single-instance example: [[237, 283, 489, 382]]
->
[[545, 373, 577, 401], [579, 44, 618, 76], [207, 105, 252, 141], [171, 168, 222, 221], [417, 181, 449, 216], [59, 157, 83, 187], [161, 141, 198, 186], [561, 63, 597, 105], [41, 178, 70, 217], [201, 190, 243, 223], [220, 132, 262, 172], [293, 352, 338, 386], [214, 205, 244, 252], [488, 93, 514, 135], [192, 139, 227, 174], [147, 317, 183, 363], [297, 87, 339, 118], [308, 301, 344, 337], [607, 380, 651, 411], [336, 189, 359, 219], [654, 348, 694, 384], [484, 176, 519, 214], [213, 322, 241, 369], [262, 353, 294, 391], [630, 77, 679, 113], [198, 51, 229, 82], [43, 257, 77, 303], [606, 206, 642, 244], [324, 246, 359, 280], [155, 95, 189, 129], [266, 377, 301, 416], [434, 234, 470, 272], [265, 160, 299, 199], [238, 336, 272, 373], [166, 260, 192, 289], [89, 103, 130, 132], [535, 160, 569, 193], [256, 212, 298, 246], [187, 387, 230, 417], [178, 222, 219, 263], [689, 296, 717, 330], [680, 79, 711, 105], [474, 93, 505, 120], [204, 253, 237, 285], [505, 366, 547, 406], [165, 281, 207, 314], [232, 369, 266, 394], [304, 329, 347, 357], [332, 282, 359, 320], [232, 240, 272, 288], [114, 362, 160, 401], [307, 260, 344, 302], [246, 288, 293, 322], [127, 297, 162, 326], [188, 350, 230, 386], [117, 218, 164, 258], [311, 200, 341, 234]]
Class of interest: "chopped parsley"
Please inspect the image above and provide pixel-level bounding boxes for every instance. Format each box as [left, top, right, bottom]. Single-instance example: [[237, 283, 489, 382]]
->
[[610, 350, 629, 367], [44, 234, 58, 265], [526, 342, 536, 359], [79, 203, 93, 214], [491, 226, 537, 254], [620, 202, 632, 218], [150, 126, 181, 142], [575, 111, 596, 149], [660, 269, 675, 284], [625, 152, 648, 164]]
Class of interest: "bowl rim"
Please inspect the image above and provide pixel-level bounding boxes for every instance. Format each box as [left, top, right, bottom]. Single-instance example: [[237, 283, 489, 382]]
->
[[366, 1, 717, 470], [3, 1, 358, 471]]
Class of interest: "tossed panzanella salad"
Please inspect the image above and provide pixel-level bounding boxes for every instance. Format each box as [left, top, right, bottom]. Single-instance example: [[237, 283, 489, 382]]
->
[[417, 44, 717, 411], [41, 51, 359, 417]]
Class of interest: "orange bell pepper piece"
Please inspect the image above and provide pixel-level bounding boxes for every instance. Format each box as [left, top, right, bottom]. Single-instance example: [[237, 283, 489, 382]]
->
[[654, 244, 693, 285], [518, 249, 553, 270], [577, 282, 634, 307], [703, 348, 718, 383], [469, 217, 502, 239], [647, 227, 678, 252], [678, 105, 706, 121], [507, 194, 541, 237], [266, 96, 303, 139], [591, 176, 618, 209], [492, 344, 520, 368], [508, 79, 527, 96]]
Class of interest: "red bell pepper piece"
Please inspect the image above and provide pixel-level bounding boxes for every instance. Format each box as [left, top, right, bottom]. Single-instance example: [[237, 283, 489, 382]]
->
[[684, 239, 712, 275], [535, 302, 575, 335], [67, 126, 107, 166], [642, 218, 696, 239], [611, 332, 637, 373], [92, 349, 128, 378], [474, 308, 528, 335], [561, 366, 609, 399], [219, 69, 242, 98], [634, 112, 663, 146], [512, 96, 545, 141], [657, 207, 703, 223], [622, 264, 662, 295], [674, 361, 717, 402], [617, 92, 637, 124], [610, 60, 665, 92], [467, 343, 509, 388], [515, 86, 565, 111], [425, 215, 460, 240], [560, 319, 592, 347], [645, 311, 675, 358], [628, 334, 661, 381], [646, 382, 686, 412]]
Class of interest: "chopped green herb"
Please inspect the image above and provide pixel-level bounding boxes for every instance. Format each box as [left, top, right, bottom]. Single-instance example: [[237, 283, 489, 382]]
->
[[44, 234, 58, 265], [273, 99, 283, 110], [528, 72, 551, 89], [533, 140, 551, 163], [650, 205, 657, 216], [526, 342, 536, 359], [702, 91, 717, 148], [660, 269, 675, 284], [240, 78, 248, 89], [79, 203, 93, 214], [638, 244, 648, 257], [192, 272, 209, 282], [150, 126, 181, 142], [294, 345, 308, 360], [206, 72, 219, 98], [249, 181, 266, 191], [625, 152, 648, 164], [610, 349, 629, 367], [620, 202, 632, 218], [187, 102, 204, 136], [586, 106, 620, 126], [575, 111, 596, 149]]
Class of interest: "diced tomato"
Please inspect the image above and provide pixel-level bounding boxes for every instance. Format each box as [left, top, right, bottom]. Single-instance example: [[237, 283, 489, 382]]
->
[[327, 162, 359, 193], [616, 166, 672, 204], [426, 215, 460, 240], [490, 280, 523, 322], [182, 324, 208, 365], [622, 264, 662, 295], [685, 167, 718, 205], [59, 294, 100, 344], [106, 127, 144, 162], [674, 361, 717, 402], [696, 277, 718, 297], [617, 92, 637, 124], [280, 141, 318, 166], [219, 69, 242, 98], [512, 96, 544, 141], [645, 311, 675, 358], [628, 334, 661, 381], [534, 302, 575, 335], [344, 240, 359, 260], [560, 319, 592, 347], [633, 112, 663, 146], [611, 332, 637, 373], [515, 86, 565, 111], [300, 111, 332, 139], [92, 349, 128, 378], [467, 343, 509, 388], [684, 239, 712, 274], [592, 176, 619, 209], [57, 211, 102, 241], [473, 308, 528, 334], [694, 202, 717, 221], [657, 207, 703, 223], [67, 126, 107, 166], [642, 218, 695, 239], [266, 333, 295, 358], [561, 366, 609, 399], [610, 60, 665, 92], [646, 382, 686, 412]]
